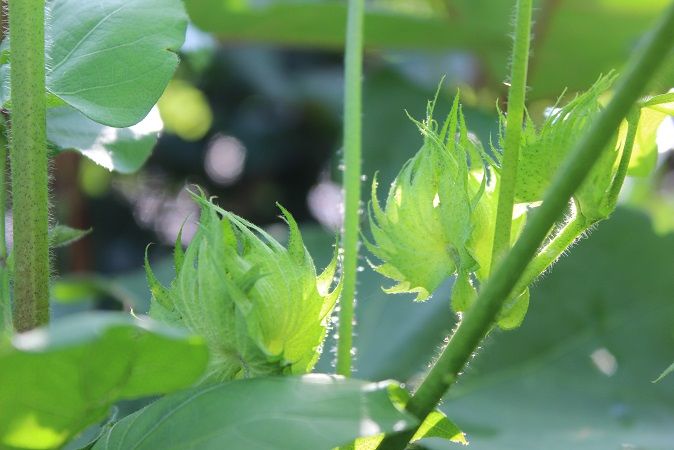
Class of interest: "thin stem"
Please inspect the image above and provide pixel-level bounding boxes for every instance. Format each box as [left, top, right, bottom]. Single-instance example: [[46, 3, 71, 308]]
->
[[8, 0, 49, 332], [377, 3, 674, 448], [336, 0, 365, 377], [490, 0, 534, 271], [0, 128, 9, 333], [512, 214, 587, 296]]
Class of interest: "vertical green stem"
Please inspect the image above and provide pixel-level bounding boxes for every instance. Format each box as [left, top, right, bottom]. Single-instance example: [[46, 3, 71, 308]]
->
[[377, 2, 674, 448], [0, 129, 9, 333], [490, 0, 534, 271], [337, 0, 365, 377], [8, 0, 49, 332]]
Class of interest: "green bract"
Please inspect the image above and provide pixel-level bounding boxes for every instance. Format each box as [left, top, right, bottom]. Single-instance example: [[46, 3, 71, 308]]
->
[[366, 96, 478, 301], [366, 95, 527, 327], [146, 194, 341, 381]]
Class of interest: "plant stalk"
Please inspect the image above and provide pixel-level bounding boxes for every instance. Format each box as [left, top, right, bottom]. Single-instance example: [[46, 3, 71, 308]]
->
[[8, 0, 50, 332], [0, 129, 9, 333], [512, 214, 586, 296], [336, 0, 365, 377], [377, 3, 674, 448], [489, 0, 533, 271]]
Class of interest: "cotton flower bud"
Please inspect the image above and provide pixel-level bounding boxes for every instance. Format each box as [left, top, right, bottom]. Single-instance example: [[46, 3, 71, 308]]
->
[[365, 95, 480, 301], [146, 194, 341, 382], [366, 93, 530, 330]]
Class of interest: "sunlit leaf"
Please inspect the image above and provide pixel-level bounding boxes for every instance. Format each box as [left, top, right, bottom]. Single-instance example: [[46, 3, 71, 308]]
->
[[0, 312, 208, 449], [47, 105, 162, 174]]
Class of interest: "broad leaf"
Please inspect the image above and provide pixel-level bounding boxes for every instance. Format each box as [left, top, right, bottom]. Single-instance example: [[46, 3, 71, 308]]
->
[[47, 106, 161, 173], [92, 375, 417, 450], [0, 312, 208, 449], [437, 209, 674, 449], [45, 0, 187, 127]]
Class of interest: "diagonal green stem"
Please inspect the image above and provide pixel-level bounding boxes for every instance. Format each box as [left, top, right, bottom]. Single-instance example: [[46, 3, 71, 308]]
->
[[489, 0, 533, 271], [336, 0, 365, 376], [8, 0, 50, 332], [512, 214, 587, 296], [377, 3, 674, 448]]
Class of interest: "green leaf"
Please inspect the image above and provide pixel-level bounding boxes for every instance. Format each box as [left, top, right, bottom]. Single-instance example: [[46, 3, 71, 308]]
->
[[0, 312, 208, 449], [47, 105, 161, 174], [92, 375, 417, 450], [413, 410, 467, 445], [45, 0, 187, 127], [49, 224, 92, 249], [438, 209, 674, 449]]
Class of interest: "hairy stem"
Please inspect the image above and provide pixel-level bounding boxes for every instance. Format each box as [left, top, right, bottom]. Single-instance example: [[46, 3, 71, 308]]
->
[[8, 0, 49, 332], [512, 214, 587, 296], [377, 3, 674, 448], [490, 0, 534, 271], [337, 0, 365, 377]]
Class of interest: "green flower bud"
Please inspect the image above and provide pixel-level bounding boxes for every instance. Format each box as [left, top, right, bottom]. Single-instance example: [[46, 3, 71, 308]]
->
[[365, 95, 482, 301], [366, 93, 530, 329], [146, 194, 341, 382]]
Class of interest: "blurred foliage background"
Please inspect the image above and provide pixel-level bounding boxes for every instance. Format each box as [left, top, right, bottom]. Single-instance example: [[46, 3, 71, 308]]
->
[[46, 0, 674, 448]]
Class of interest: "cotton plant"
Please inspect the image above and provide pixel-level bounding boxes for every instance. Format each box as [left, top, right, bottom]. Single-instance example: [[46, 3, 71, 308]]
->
[[366, 74, 636, 330], [146, 193, 342, 381]]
